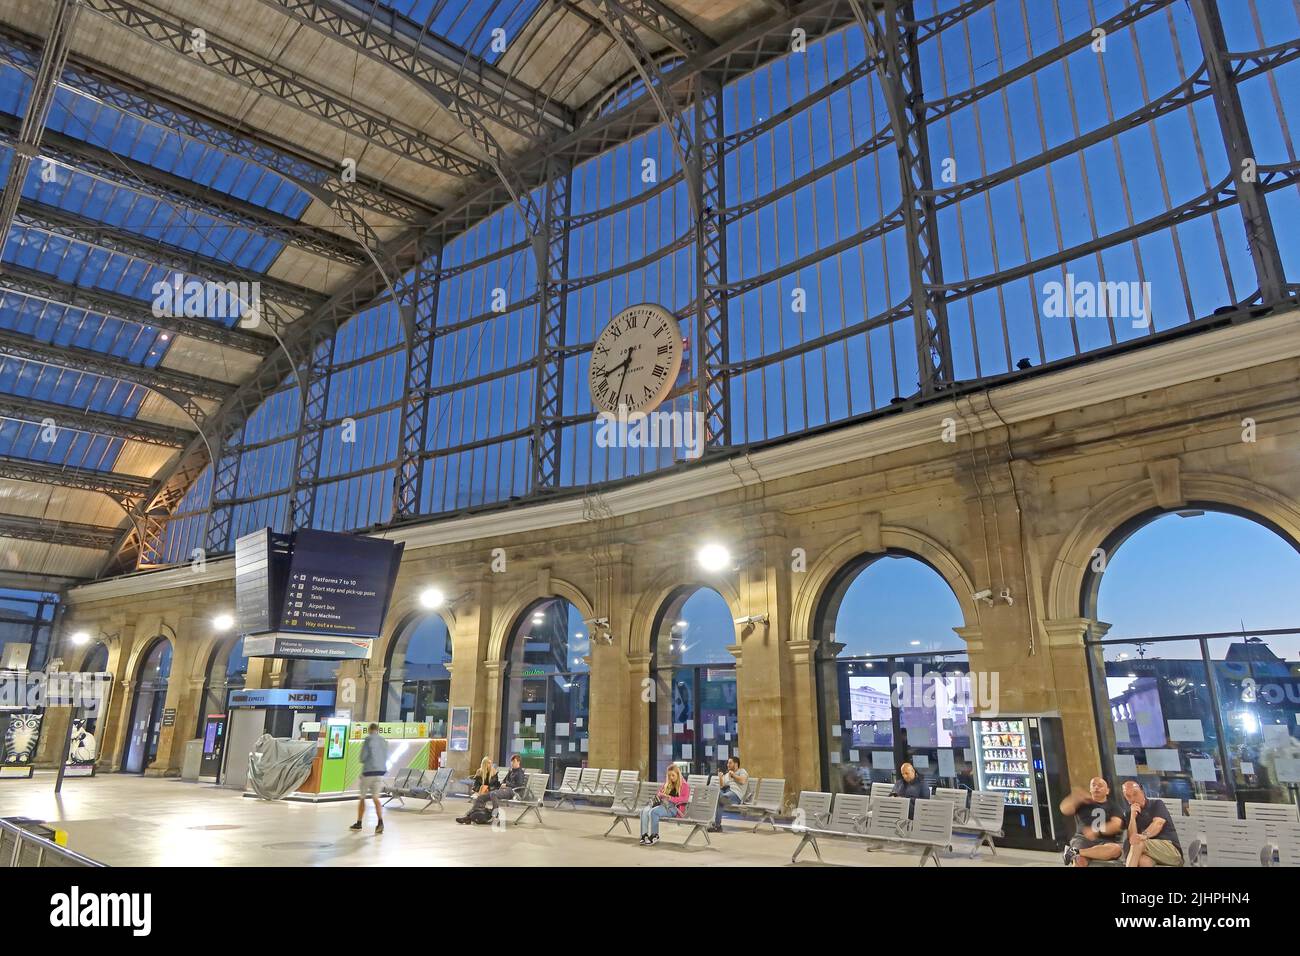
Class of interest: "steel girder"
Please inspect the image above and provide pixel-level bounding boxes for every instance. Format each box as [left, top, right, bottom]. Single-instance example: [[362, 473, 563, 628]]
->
[[12, 203, 323, 321], [0, 0, 79, 245], [0, 453, 153, 501], [532, 156, 572, 491], [0, 118, 366, 267], [114, 221, 435, 571], [286, 330, 336, 531], [392, 252, 441, 520], [202, 428, 240, 558], [1189, 0, 1287, 304], [0, 392, 192, 448], [590, 0, 701, 211], [0, 512, 123, 551], [598, 0, 716, 56], [850, 0, 952, 397], [107, 0, 855, 570], [80, 0, 485, 181], [0, 262, 274, 355], [695, 73, 729, 446], [0, 25, 437, 225], [258, 0, 573, 140]]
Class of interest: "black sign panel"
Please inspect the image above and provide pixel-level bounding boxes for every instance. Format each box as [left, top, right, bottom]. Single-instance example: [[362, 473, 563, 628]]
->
[[234, 529, 292, 635], [278, 530, 404, 639]]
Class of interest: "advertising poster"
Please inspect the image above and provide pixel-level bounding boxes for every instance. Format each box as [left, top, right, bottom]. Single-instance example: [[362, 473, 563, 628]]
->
[[0, 711, 43, 778], [64, 716, 100, 777], [327, 723, 347, 760], [449, 706, 471, 752]]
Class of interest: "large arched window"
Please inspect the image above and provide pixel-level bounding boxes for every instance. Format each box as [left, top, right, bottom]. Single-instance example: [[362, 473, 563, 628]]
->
[[649, 587, 737, 780], [499, 597, 589, 779], [814, 552, 970, 792], [381, 614, 452, 732], [80, 642, 109, 673], [196, 637, 247, 735], [124, 638, 172, 773], [1086, 509, 1300, 806]]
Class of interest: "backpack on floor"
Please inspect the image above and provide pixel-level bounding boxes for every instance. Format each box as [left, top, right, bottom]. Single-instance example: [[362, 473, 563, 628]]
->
[[468, 807, 494, 825]]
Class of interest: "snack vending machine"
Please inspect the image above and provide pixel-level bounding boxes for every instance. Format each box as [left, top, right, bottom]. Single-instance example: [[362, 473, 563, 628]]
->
[[971, 714, 1072, 850]]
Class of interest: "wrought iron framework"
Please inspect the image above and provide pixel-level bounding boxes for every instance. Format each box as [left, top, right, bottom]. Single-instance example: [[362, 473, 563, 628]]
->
[[0, 0, 1294, 579]]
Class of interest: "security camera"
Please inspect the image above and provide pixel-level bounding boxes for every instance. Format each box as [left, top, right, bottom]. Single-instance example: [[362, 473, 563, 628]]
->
[[583, 617, 614, 645], [733, 614, 769, 627], [998, 588, 1015, 606], [972, 589, 994, 606]]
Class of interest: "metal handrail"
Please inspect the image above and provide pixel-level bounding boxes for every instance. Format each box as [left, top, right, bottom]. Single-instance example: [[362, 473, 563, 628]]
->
[[1, 817, 106, 867]]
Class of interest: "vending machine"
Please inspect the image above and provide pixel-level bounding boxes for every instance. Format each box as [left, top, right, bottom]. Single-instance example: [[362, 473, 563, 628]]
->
[[971, 714, 1072, 851]]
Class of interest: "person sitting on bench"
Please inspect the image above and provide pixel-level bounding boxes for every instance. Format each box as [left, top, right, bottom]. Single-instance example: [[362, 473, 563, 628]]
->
[[1060, 776, 1124, 867], [457, 757, 503, 825], [1120, 780, 1183, 867], [640, 764, 691, 846], [709, 756, 749, 832], [891, 762, 930, 800]]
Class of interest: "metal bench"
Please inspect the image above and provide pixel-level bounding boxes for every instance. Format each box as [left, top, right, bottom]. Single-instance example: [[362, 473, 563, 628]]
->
[[500, 772, 549, 826], [605, 781, 659, 837], [954, 791, 1005, 858], [381, 768, 423, 806], [551, 767, 583, 808], [869, 781, 894, 808], [687, 773, 709, 794], [896, 798, 955, 866], [933, 787, 968, 820], [738, 778, 786, 831], [1270, 821, 1300, 867], [660, 785, 721, 847], [1245, 803, 1300, 861], [788, 791, 835, 862], [1197, 818, 1270, 867], [594, 768, 619, 797], [577, 767, 602, 798], [1185, 798, 1238, 861], [410, 767, 455, 812]]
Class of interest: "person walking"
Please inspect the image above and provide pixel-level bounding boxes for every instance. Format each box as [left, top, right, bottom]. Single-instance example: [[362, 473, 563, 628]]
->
[[350, 723, 388, 834]]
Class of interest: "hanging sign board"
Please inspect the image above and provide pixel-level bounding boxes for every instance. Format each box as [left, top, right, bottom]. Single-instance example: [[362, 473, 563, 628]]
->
[[235, 528, 404, 642]]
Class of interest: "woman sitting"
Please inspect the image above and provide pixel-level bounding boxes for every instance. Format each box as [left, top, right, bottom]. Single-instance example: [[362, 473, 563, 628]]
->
[[639, 764, 691, 845], [457, 757, 501, 825]]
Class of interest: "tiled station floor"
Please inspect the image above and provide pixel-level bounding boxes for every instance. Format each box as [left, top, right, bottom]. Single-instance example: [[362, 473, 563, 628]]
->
[[2, 773, 1057, 867]]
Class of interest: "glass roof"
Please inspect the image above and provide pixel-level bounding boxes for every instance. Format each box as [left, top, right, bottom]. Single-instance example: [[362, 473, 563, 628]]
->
[[343, 0, 545, 63], [0, 36, 319, 484]]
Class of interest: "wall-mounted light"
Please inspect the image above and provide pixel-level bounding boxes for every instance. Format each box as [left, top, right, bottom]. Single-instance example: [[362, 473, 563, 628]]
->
[[212, 613, 235, 632], [69, 630, 91, 646], [419, 587, 446, 609], [696, 543, 732, 573]]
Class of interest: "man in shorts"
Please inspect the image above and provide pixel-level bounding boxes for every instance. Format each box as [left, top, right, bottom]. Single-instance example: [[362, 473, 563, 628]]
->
[[1121, 780, 1183, 867], [350, 723, 388, 834], [1060, 777, 1124, 866]]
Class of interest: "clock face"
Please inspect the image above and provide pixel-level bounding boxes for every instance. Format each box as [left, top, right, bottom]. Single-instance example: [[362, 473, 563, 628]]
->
[[587, 303, 683, 414]]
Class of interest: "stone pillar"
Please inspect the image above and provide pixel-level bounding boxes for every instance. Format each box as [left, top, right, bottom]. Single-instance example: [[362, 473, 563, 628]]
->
[[587, 544, 632, 770], [1044, 617, 1110, 788], [730, 513, 794, 806], [626, 652, 652, 777], [481, 659, 505, 764], [783, 639, 821, 791], [144, 671, 188, 776], [444, 583, 490, 775]]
